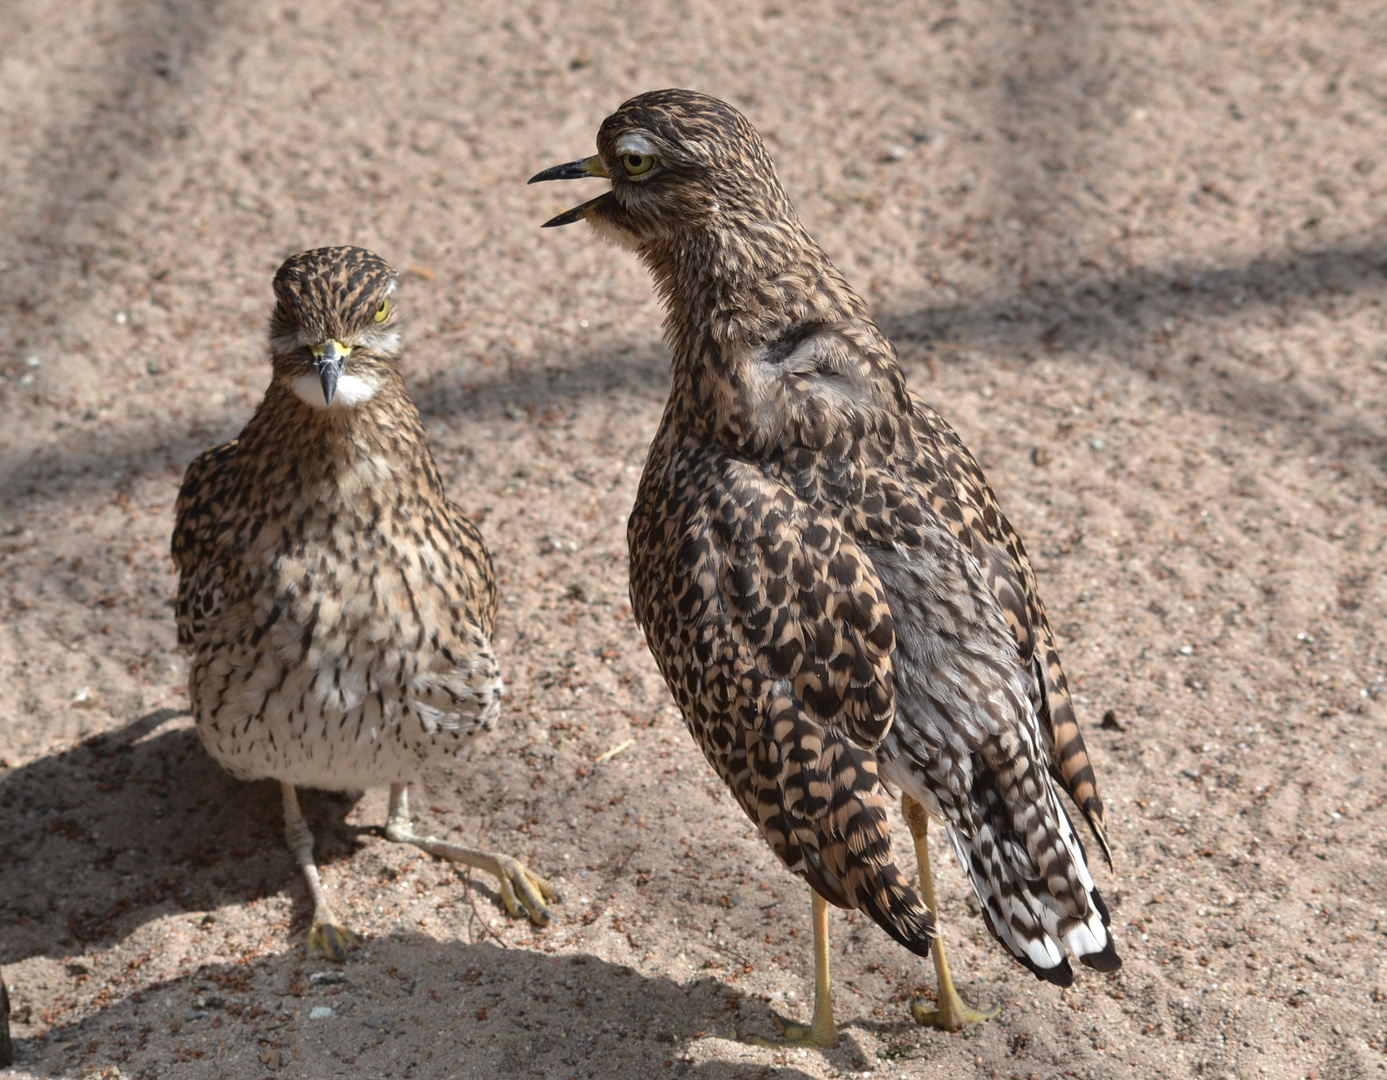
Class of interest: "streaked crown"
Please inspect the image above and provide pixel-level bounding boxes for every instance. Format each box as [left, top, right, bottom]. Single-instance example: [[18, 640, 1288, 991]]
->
[[270, 246, 398, 353]]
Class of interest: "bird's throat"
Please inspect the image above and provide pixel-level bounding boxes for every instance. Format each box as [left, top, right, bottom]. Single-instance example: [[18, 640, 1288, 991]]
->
[[290, 372, 379, 410]]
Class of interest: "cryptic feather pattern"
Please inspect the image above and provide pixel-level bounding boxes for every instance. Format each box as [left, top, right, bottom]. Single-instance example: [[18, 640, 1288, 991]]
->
[[581, 90, 1118, 979], [172, 247, 501, 792]]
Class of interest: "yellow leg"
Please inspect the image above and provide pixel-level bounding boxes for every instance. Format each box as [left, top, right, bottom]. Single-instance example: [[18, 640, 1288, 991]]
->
[[282, 783, 360, 961], [902, 795, 999, 1030], [748, 890, 839, 1048], [384, 783, 560, 926]]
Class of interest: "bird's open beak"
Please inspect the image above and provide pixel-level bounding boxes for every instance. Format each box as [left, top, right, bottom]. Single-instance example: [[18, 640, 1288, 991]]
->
[[528, 155, 612, 228], [311, 339, 351, 405]]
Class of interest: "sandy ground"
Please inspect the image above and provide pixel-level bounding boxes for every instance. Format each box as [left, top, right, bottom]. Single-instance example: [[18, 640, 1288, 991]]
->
[[2, 1, 1386, 1078]]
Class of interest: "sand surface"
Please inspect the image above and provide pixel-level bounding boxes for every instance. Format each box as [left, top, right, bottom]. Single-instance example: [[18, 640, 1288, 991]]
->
[[2, 2, 1385, 1078]]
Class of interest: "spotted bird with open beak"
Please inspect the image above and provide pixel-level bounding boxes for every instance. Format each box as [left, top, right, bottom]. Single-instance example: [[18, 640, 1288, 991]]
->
[[531, 90, 1120, 1048]]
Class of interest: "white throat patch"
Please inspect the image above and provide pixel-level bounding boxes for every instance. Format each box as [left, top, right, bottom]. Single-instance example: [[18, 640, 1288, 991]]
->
[[291, 372, 379, 409]]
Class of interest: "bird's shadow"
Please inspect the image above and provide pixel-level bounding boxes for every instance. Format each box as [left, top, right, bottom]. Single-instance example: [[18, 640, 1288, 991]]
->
[[0, 709, 375, 969], [0, 712, 885, 1078], [11, 928, 850, 1079]]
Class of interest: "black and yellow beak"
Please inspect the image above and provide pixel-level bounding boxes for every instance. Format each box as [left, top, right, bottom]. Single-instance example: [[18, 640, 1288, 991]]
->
[[311, 339, 351, 405], [528, 155, 612, 228]]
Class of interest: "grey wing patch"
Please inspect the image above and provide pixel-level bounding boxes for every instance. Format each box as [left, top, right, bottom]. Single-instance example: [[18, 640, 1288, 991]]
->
[[871, 523, 1118, 984], [908, 397, 1112, 863]]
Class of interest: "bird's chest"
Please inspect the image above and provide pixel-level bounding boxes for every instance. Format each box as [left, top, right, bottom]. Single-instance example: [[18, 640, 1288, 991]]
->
[[237, 477, 442, 662]]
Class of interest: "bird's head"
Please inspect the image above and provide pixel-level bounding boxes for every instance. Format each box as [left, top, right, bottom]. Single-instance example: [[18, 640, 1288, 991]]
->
[[528, 89, 796, 255], [269, 246, 400, 409]]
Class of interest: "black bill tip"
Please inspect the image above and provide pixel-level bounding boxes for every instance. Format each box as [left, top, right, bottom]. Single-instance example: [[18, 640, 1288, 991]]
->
[[540, 192, 612, 228], [528, 159, 601, 185], [316, 356, 343, 406]]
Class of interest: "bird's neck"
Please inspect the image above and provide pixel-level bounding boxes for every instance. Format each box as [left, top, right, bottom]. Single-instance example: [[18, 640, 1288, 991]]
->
[[648, 218, 866, 349], [640, 224, 908, 457], [246, 366, 442, 499]]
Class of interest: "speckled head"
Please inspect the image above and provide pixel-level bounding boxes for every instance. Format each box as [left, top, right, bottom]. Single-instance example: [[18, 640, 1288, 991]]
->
[[528, 89, 794, 252], [268, 246, 400, 409]]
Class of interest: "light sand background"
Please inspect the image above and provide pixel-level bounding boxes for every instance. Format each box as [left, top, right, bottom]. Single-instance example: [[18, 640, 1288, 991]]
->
[[1, 1, 1384, 1078]]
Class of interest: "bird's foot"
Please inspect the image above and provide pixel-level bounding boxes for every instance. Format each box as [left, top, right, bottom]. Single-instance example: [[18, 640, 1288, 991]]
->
[[745, 1010, 839, 1049], [307, 913, 361, 962], [384, 810, 561, 927], [910, 987, 999, 1031], [488, 853, 562, 927]]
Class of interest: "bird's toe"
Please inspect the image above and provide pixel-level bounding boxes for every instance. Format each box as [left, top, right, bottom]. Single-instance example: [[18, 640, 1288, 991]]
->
[[308, 916, 361, 962], [910, 991, 999, 1031], [744, 1011, 840, 1050], [494, 854, 561, 926]]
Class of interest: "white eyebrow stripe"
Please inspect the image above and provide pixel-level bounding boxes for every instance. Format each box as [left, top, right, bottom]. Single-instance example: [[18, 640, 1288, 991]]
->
[[615, 133, 657, 157]]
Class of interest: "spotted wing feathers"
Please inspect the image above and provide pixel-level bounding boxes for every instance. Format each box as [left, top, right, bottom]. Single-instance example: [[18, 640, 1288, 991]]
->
[[632, 448, 935, 956], [172, 439, 240, 649]]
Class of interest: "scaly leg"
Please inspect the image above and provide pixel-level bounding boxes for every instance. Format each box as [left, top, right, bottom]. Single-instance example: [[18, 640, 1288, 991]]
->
[[384, 783, 560, 926], [902, 795, 999, 1030], [748, 890, 840, 1048], [282, 783, 359, 961]]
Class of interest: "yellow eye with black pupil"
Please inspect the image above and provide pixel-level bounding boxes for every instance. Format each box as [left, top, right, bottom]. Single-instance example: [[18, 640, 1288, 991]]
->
[[622, 153, 657, 177], [374, 298, 390, 323]]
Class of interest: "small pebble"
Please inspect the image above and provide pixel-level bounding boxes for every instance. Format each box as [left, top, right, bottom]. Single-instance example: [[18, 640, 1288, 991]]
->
[[185, 1009, 209, 1021], [309, 1006, 336, 1019], [310, 971, 346, 985]]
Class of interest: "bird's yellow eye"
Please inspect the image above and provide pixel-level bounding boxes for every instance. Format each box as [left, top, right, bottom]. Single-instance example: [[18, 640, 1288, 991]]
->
[[374, 298, 390, 323], [622, 153, 657, 177], [274, 305, 290, 324]]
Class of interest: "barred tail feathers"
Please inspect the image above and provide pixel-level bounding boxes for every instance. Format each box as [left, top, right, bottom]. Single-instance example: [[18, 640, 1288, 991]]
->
[[943, 771, 1120, 986], [1036, 653, 1113, 867]]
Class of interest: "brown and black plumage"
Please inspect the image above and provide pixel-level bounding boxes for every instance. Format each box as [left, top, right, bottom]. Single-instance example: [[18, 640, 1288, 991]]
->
[[532, 90, 1118, 1043], [173, 246, 557, 959]]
